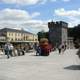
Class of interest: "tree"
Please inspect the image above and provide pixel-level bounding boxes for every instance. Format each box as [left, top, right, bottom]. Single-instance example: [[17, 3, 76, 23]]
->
[[37, 30, 49, 42], [68, 28, 74, 37], [68, 25, 80, 48]]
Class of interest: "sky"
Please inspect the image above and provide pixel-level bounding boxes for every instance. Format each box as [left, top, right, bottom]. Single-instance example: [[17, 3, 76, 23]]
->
[[0, 0, 80, 34]]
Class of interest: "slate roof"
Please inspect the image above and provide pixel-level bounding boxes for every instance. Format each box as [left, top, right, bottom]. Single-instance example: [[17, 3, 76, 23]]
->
[[0, 28, 33, 35]]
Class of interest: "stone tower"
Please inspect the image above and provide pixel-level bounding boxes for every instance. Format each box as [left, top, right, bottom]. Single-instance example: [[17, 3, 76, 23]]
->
[[48, 21, 68, 47]]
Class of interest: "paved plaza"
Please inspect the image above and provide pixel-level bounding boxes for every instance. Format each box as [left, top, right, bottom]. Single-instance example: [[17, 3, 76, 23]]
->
[[0, 49, 80, 80]]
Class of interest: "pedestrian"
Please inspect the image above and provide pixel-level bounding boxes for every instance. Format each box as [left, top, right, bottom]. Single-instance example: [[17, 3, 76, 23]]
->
[[13, 48, 18, 56], [21, 47, 25, 55], [61, 42, 67, 53], [33, 43, 37, 50], [4, 43, 11, 59], [9, 44, 14, 57], [17, 48, 21, 56], [64, 43, 67, 51], [36, 45, 41, 56], [76, 47, 80, 58], [58, 44, 62, 54]]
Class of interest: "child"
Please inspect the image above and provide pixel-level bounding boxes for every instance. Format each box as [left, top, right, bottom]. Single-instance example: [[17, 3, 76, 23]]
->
[[36, 46, 41, 56]]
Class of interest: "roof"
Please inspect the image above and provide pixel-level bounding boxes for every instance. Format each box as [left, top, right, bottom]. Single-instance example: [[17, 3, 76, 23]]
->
[[48, 21, 68, 28], [0, 28, 34, 35]]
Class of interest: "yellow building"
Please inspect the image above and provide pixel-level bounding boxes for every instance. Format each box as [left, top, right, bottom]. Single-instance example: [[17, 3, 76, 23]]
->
[[0, 28, 38, 43]]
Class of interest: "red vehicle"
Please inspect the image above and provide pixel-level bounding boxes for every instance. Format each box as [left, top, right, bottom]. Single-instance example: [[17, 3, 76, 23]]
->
[[40, 38, 51, 56]]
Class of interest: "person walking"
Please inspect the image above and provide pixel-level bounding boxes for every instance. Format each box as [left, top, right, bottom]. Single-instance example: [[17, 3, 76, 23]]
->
[[4, 43, 11, 59], [63, 42, 67, 51], [9, 44, 14, 57], [58, 44, 62, 54], [34, 43, 41, 56], [36, 45, 41, 56]]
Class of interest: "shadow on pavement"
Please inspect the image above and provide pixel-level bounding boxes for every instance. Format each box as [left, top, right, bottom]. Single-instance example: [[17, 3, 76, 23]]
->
[[64, 65, 80, 70]]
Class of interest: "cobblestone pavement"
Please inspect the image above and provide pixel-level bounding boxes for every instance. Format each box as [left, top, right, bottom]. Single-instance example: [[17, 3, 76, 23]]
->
[[0, 49, 80, 80]]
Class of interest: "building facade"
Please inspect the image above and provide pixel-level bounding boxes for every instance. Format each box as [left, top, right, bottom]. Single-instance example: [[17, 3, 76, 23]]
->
[[0, 28, 38, 43], [48, 21, 68, 47]]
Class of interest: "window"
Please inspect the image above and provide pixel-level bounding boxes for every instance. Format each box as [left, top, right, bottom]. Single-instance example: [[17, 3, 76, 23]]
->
[[8, 33, 10, 36], [11, 38, 13, 41], [12, 33, 13, 36]]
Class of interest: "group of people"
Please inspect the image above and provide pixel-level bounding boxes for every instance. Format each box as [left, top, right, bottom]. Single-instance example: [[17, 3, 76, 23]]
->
[[4, 42, 14, 58], [4, 42, 25, 59], [2, 41, 67, 59], [34, 41, 67, 56]]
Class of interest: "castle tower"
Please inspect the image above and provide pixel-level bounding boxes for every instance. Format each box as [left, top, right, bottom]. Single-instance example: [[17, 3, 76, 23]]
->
[[48, 21, 68, 47]]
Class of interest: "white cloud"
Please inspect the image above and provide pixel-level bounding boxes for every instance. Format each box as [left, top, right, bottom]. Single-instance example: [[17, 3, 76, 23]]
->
[[54, 8, 80, 17], [0, 8, 41, 21], [0, 8, 48, 33], [0, 0, 71, 5], [54, 8, 80, 27], [0, 8, 31, 21], [1, 0, 41, 5]]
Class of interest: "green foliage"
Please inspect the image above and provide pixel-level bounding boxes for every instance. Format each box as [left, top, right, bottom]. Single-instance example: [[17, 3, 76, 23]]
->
[[68, 25, 80, 48], [37, 31, 49, 42]]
